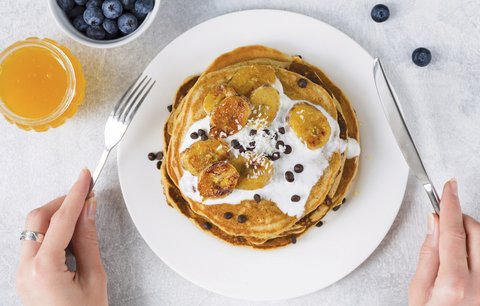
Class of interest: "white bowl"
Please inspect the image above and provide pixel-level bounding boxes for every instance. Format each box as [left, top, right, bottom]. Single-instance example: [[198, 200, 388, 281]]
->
[[48, 0, 160, 48]]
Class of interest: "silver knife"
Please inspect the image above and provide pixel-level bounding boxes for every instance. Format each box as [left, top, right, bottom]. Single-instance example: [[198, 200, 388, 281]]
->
[[373, 58, 440, 213]]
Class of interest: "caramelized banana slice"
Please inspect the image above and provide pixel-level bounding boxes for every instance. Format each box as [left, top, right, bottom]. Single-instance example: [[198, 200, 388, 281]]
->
[[248, 85, 280, 129], [210, 96, 251, 138], [181, 139, 229, 176], [198, 161, 239, 199], [228, 65, 276, 96], [203, 84, 237, 114], [288, 102, 331, 149], [231, 153, 274, 190]]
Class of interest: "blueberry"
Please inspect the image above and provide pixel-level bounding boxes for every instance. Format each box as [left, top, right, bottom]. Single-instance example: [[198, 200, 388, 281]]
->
[[73, 15, 89, 32], [83, 6, 104, 26], [103, 18, 119, 37], [131, 6, 147, 20], [118, 13, 138, 34], [74, 0, 88, 5], [412, 48, 432, 67], [371, 4, 390, 23], [57, 0, 75, 11], [120, 0, 135, 10], [86, 25, 106, 40], [134, 0, 154, 15], [67, 5, 85, 20], [85, 0, 102, 8], [102, 0, 123, 19]]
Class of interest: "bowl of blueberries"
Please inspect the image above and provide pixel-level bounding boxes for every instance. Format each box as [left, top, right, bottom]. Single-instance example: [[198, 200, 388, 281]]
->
[[48, 0, 158, 48]]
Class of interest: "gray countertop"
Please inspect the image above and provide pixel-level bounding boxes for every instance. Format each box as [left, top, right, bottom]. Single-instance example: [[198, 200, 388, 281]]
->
[[1, 0, 479, 305]]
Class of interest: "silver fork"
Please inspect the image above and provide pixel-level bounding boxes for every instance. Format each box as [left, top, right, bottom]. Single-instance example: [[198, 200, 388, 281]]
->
[[90, 74, 156, 190]]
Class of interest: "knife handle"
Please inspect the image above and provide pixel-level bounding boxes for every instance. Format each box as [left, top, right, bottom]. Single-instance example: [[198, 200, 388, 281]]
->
[[423, 183, 440, 214]]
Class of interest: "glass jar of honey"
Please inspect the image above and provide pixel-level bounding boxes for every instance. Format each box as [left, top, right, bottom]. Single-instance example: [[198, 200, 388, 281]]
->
[[0, 38, 85, 131]]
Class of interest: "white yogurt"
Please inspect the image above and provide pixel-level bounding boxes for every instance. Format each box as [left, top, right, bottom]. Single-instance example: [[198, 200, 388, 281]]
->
[[178, 79, 360, 218]]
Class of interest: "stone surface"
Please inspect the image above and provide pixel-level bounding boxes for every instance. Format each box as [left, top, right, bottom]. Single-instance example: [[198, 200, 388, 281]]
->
[[1, 0, 479, 305]]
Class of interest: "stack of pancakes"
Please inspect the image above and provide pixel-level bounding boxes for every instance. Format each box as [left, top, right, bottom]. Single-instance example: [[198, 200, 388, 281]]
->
[[161, 45, 359, 249]]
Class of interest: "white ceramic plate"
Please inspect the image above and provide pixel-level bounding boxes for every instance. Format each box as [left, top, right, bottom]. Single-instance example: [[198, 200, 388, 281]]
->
[[117, 9, 409, 301]]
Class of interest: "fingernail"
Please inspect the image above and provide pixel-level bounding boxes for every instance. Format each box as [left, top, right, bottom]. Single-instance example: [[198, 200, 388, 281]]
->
[[450, 178, 458, 197], [87, 197, 97, 220], [427, 213, 435, 235], [78, 168, 88, 180]]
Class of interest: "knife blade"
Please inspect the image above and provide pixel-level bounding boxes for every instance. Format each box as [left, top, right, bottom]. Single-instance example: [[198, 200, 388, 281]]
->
[[373, 58, 440, 213]]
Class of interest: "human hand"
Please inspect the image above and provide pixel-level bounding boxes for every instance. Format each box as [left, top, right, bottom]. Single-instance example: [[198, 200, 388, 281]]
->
[[16, 169, 108, 306], [409, 180, 480, 305]]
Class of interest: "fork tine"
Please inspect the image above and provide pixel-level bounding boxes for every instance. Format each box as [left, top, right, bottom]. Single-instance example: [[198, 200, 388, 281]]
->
[[111, 73, 143, 115], [126, 80, 156, 124], [114, 75, 148, 119], [120, 77, 152, 123]]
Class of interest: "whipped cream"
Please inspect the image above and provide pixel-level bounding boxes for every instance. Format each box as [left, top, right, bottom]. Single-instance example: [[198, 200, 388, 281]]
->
[[178, 79, 360, 218]]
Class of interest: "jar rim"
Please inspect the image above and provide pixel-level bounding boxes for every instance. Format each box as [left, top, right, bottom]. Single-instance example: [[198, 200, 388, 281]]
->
[[0, 38, 77, 126]]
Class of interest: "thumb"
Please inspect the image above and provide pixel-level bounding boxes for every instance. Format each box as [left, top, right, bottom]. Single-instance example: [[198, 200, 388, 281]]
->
[[409, 213, 439, 305], [71, 197, 106, 282]]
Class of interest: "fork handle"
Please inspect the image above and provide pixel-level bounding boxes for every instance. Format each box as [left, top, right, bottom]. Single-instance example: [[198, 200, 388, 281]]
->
[[90, 148, 111, 193], [423, 183, 441, 214]]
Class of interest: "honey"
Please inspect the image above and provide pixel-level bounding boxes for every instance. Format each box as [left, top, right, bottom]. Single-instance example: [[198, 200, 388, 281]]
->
[[0, 38, 85, 131]]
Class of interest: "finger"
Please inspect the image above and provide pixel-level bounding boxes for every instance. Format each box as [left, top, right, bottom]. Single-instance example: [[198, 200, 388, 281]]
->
[[40, 169, 91, 256], [438, 179, 469, 276], [409, 214, 439, 305], [20, 196, 65, 260], [464, 215, 480, 273], [71, 197, 106, 282]]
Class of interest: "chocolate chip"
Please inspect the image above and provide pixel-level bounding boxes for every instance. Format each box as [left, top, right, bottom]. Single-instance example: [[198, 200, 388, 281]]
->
[[284, 145, 292, 154], [316, 221, 324, 227], [231, 139, 240, 148], [285, 171, 294, 182], [275, 140, 285, 149], [237, 215, 247, 223], [223, 212, 233, 219], [278, 127, 285, 134], [249, 129, 257, 136], [270, 152, 280, 161], [342, 198, 346, 204], [147, 152, 156, 161], [273, 133, 279, 140], [294, 164, 304, 173], [291, 195, 301, 202], [156, 151, 164, 160], [203, 221, 212, 229], [190, 132, 199, 139], [254, 194, 261, 202], [197, 129, 205, 136], [201, 134, 208, 141], [333, 205, 341, 211], [167, 104, 173, 112], [238, 146, 246, 153], [297, 78, 308, 88], [156, 161, 162, 169], [249, 141, 256, 147], [296, 54, 303, 59], [263, 129, 270, 135], [290, 235, 297, 244]]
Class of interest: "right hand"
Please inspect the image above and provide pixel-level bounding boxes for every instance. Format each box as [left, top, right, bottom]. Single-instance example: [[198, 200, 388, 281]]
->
[[408, 180, 480, 305]]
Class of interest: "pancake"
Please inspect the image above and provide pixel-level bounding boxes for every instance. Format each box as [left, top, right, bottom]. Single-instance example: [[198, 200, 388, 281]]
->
[[161, 45, 360, 249]]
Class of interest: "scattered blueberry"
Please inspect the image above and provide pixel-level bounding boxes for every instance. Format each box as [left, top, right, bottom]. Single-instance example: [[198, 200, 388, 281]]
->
[[412, 47, 432, 67], [371, 4, 390, 23], [57, 0, 75, 11], [83, 6, 104, 26], [103, 18, 119, 37], [120, 0, 135, 10], [67, 5, 85, 20], [134, 0, 154, 14], [102, 0, 123, 19], [85, 0, 102, 8], [118, 13, 138, 34], [74, 0, 87, 5], [73, 15, 89, 32], [86, 25, 106, 40]]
